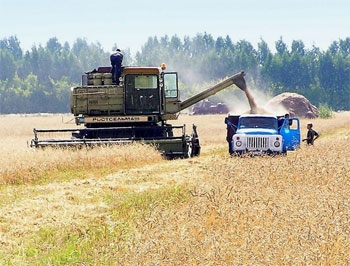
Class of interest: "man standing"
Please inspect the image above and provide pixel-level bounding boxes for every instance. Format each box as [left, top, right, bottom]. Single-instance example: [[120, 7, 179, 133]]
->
[[110, 49, 123, 84], [284, 113, 293, 129], [303, 123, 319, 145]]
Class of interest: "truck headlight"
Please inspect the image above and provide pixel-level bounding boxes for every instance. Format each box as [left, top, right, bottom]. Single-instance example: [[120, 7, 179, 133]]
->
[[236, 140, 242, 147], [274, 141, 280, 147]]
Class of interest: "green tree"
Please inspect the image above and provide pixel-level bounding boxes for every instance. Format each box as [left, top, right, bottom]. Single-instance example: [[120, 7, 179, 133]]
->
[[0, 36, 23, 60], [0, 49, 16, 80], [275, 37, 288, 55]]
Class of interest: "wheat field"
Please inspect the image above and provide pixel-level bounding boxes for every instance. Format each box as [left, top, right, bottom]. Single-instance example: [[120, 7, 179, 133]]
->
[[0, 112, 349, 265]]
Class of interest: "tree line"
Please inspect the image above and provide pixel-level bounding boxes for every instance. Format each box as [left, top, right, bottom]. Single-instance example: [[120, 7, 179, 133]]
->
[[0, 33, 349, 114]]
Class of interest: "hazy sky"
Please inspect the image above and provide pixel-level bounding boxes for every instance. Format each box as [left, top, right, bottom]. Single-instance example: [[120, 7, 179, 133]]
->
[[1, 0, 348, 54]]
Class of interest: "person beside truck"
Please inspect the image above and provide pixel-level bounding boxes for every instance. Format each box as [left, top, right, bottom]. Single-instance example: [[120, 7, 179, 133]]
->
[[303, 123, 319, 145]]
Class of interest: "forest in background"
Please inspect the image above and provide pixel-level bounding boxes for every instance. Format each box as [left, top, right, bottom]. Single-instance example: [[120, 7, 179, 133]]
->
[[0, 33, 349, 114]]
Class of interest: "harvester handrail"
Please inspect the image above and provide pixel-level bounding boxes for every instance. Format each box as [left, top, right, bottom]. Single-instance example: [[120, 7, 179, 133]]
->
[[71, 91, 109, 96]]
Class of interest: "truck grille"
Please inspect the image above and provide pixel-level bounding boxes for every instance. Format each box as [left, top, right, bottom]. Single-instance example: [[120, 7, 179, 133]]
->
[[247, 136, 269, 149]]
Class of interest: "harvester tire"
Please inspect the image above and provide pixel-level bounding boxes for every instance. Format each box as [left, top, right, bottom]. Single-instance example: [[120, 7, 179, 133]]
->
[[191, 138, 201, 157]]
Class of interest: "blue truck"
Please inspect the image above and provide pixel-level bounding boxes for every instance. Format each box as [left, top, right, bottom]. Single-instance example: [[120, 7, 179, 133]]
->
[[225, 114, 301, 155]]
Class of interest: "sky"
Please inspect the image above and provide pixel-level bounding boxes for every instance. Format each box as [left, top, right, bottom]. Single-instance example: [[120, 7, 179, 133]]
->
[[0, 0, 349, 55]]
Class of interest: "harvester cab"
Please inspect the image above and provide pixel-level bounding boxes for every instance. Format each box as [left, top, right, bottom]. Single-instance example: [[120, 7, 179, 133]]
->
[[72, 64, 176, 126], [31, 64, 246, 159]]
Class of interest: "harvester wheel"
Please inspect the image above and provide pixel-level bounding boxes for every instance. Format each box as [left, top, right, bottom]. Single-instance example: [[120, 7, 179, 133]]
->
[[188, 137, 200, 158]]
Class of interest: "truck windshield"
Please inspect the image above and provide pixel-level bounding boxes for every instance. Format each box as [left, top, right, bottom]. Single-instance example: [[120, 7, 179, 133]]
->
[[239, 117, 277, 129]]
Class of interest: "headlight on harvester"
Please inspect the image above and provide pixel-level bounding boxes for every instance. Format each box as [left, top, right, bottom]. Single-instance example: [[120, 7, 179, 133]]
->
[[236, 140, 242, 147], [274, 141, 280, 147], [76, 116, 85, 125]]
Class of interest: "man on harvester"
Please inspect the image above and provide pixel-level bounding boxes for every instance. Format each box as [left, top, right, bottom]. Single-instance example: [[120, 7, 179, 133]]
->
[[110, 49, 123, 84]]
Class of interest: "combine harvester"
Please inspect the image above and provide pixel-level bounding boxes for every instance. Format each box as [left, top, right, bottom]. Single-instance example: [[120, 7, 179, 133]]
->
[[30, 64, 246, 159], [192, 100, 229, 115]]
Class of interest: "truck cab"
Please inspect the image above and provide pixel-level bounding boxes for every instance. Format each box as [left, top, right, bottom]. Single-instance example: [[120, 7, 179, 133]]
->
[[225, 114, 301, 155]]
